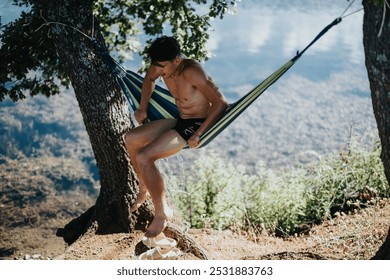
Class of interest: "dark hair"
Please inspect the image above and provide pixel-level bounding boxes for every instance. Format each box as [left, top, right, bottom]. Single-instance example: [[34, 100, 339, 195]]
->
[[147, 36, 181, 64]]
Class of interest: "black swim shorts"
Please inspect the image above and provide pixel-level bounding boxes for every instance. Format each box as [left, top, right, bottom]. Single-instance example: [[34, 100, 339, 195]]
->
[[174, 117, 205, 141]]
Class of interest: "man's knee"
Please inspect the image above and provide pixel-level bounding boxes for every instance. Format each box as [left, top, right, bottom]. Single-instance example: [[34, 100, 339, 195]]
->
[[136, 150, 155, 169], [125, 132, 137, 152]]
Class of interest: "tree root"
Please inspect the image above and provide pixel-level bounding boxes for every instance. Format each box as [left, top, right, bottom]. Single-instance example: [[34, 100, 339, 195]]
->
[[243, 251, 328, 260], [164, 222, 209, 260], [372, 225, 390, 260], [56, 206, 95, 245]]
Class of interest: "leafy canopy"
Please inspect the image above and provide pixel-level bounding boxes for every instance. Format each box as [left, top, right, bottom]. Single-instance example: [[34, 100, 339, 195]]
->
[[0, 0, 237, 101]]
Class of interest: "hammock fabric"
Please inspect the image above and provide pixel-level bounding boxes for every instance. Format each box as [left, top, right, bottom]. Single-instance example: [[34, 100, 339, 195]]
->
[[94, 17, 341, 149]]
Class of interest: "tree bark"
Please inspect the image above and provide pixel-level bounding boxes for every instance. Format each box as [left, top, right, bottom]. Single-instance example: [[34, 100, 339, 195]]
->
[[362, 0, 390, 259], [372, 226, 390, 259], [41, 0, 153, 239]]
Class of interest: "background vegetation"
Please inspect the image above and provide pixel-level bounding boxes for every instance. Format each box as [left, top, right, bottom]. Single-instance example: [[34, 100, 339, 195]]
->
[[169, 139, 389, 236]]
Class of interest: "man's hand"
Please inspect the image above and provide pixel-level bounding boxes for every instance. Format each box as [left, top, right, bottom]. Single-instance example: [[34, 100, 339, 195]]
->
[[134, 109, 148, 125], [188, 133, 201, 149]]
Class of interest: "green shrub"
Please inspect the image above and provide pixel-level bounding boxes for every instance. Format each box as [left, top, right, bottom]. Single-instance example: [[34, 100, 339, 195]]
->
[[242, 162, 306, 236], [302, 141, 389, 224], [169, 140, 389, 236], [170, 151, 247, 229]]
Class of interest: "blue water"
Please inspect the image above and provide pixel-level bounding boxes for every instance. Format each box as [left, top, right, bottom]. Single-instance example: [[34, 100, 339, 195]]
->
[[1, 0, 376, 171]]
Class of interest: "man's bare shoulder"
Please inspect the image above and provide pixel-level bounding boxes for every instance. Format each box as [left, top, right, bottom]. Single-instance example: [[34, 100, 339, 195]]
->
[[178, 59, 203, 74]]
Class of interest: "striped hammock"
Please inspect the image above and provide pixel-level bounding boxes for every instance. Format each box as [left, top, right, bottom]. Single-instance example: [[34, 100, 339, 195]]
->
[[95, 18, 341, 148]]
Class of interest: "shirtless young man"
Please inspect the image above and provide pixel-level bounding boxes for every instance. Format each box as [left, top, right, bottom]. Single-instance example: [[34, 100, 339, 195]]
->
[[125, 36, 228, 238]]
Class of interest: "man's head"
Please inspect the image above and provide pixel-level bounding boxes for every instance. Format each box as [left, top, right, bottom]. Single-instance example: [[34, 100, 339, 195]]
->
[[147, 36, 181, 66]]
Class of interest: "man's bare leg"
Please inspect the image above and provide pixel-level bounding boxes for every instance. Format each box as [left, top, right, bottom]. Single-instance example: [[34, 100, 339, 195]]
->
[[129, 184, 149, 212], [125, 119, 176, 212], [136, 129, 186, 237]]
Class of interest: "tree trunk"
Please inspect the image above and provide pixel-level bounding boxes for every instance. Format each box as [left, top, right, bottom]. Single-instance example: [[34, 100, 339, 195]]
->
[[37, 1, 208, 259], [40, 0, 153, 242], [362, 0, 390, 259]]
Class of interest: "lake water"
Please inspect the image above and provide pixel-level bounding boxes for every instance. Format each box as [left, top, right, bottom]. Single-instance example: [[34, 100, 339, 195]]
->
[[1, 0, 377, 172]]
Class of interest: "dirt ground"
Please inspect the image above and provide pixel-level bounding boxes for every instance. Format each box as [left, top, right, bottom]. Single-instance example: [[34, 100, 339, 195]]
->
[[2, 198, 389, 260]]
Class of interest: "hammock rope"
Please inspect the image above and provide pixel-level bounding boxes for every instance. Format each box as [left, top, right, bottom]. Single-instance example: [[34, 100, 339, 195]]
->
[[340, 0, 357, 18]]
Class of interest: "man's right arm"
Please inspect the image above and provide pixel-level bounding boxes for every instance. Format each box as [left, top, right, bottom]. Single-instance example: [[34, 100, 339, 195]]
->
[[134, 66, 160, 125]]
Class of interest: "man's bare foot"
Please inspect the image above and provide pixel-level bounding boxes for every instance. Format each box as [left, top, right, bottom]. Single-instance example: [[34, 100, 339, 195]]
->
[[130, 189, 149, 212], [144, 208, 173, 238]]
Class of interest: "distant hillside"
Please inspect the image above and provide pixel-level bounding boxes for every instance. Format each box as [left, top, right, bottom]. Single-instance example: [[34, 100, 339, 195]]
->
[[0, 90, 99, 191]]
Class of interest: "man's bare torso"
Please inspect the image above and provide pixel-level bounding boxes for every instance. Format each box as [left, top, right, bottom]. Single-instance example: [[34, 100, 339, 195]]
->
[[159, 59, 213, 119]]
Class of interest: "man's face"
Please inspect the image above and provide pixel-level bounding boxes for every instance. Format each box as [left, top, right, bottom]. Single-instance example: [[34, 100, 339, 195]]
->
[[154, 60, 177, 77]]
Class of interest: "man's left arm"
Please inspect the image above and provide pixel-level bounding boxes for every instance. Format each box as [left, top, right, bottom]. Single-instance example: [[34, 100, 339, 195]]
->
[[184, 67, 228, 148]]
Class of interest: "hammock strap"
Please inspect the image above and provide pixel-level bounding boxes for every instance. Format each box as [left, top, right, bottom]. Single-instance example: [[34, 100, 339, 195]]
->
[[294, 17, 342, 61]]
